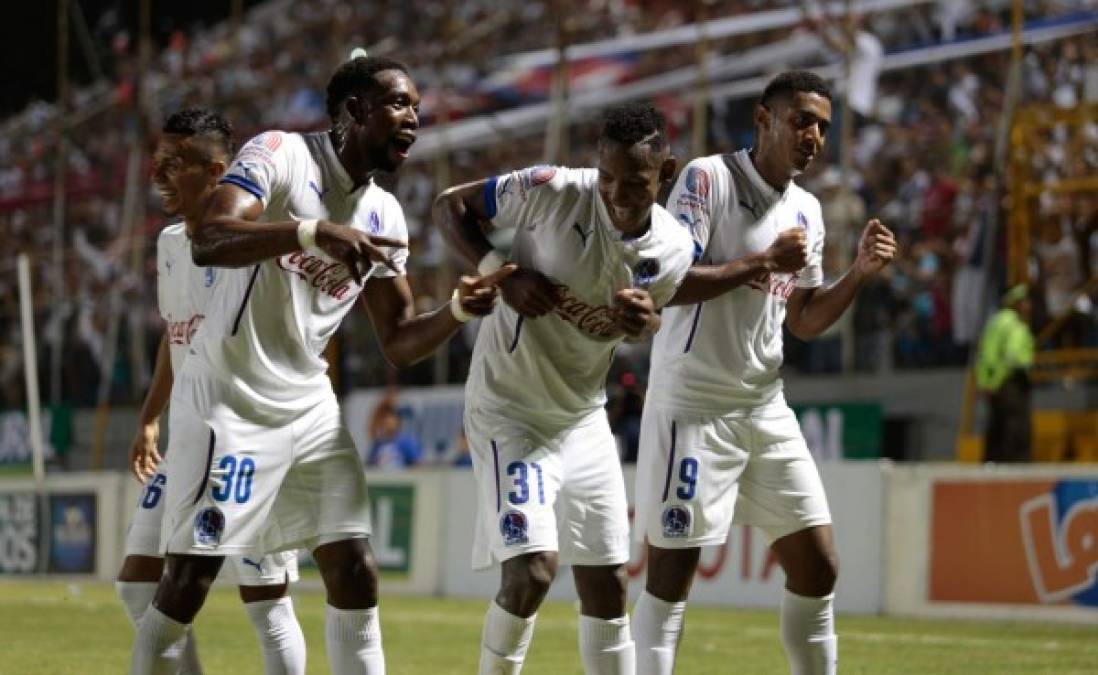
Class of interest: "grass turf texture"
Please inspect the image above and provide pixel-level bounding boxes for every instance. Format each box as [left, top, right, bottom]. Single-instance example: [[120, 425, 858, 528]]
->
[[1, 580, 1095, 674]]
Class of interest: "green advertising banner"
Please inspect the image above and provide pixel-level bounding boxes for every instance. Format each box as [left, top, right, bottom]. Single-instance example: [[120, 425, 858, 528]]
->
[[368, 485, 415, 574], [792, 402, 883, 461]]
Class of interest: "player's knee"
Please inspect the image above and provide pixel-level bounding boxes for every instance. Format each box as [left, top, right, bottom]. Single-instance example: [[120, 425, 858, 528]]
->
[[817, 550, 839, 594], [315, 538, 379, 607], [499, 552, 558, 615], [157, 555, 221, 621], [523, 552, 558, 593]]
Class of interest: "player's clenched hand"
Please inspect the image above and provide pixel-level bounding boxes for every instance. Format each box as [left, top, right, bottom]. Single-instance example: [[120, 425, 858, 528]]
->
[[315, 220, 407, 284], [457, 264, 518, 317], [766, 228, 808, 274], [499, 267, 562, 318], [854, 218, 897, 276], [129, 421, 161, 484], [612, 288, 660, 340]]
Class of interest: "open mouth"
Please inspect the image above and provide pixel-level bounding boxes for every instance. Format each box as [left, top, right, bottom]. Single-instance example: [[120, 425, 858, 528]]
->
[[391, 132, 417, 158]]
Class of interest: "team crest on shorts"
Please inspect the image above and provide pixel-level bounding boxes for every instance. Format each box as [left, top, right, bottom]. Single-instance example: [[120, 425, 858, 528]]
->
[[194, 506, 226, 547], [662, 506, 691, 538], [500, 510, 529, 546]]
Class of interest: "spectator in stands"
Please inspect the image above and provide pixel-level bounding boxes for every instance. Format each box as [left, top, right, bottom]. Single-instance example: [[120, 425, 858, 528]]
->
[[975, 284, 1035, 463], [364, 395, 423, 471]]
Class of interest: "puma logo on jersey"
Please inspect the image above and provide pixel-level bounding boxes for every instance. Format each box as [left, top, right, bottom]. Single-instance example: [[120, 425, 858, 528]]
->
[[242, 557, 264, 573], [572, 222, 592, 247], [738, 199, 760, 218], [308, 180, 327, 200]]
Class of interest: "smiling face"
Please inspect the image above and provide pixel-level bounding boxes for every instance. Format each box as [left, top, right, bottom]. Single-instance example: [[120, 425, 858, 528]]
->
[[151, 134, 223, 222], [357, 69, 420, 173], [597, 139, 675, 236], [756, 90, 832, 178]]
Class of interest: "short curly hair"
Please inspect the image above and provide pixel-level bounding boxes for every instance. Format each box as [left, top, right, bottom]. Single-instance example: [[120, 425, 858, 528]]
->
[[326, 55, 410, 122], [599, 102, 668, 152], [162, 108, 233, 157], [759, 70, 832, 108]]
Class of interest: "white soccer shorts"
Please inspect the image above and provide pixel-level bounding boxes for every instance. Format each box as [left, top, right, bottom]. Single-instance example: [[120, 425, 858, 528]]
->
[[124, 464, 299, 586], [634, 400, 832, 548], [161, 370, 371, 558], [465, 407, 630, 570]]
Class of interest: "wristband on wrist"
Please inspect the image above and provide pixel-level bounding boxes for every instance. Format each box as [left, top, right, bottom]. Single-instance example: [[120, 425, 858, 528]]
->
[[297, 219, 319, 249], [450, 288, 473, 323], [477, 250, 505, 276]]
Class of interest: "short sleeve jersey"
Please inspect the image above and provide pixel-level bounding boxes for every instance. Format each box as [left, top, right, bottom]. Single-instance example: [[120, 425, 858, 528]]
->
[[466, 166, 694, 430], [184, 131, 409, 421], [647, 150, 825, 414], [156, 222, 224, 373]]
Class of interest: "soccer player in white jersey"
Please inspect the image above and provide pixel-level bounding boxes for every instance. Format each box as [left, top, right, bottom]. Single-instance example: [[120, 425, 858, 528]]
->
[[434, 103, 695, 675], [631, 71, 897, 675], [118, 108, 306, 675], [130, 57, 512, 675]]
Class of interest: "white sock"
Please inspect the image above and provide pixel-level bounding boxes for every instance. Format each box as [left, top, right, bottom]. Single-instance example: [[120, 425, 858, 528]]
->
[[780, 590, 837, 675], [244, 597, 307, 675], [119, 584, 204, 674], [128, 606, 191, 675], [116, 581, 158, 627], [479, 601, 536, 675], [325, 605, 385, 675], [578, 615, 634, 675], [632, 591, 685, 675]]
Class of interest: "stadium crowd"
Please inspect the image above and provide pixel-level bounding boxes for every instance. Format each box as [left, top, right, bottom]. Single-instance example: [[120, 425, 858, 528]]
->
[[0, 0, 1095, 410]]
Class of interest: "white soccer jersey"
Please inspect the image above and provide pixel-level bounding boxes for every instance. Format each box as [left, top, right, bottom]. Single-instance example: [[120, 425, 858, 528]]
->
[[647, 150, 825, 414], [186, 131, 409, 420], [466, 166, 694, 430], [156, 222, 221, 373]]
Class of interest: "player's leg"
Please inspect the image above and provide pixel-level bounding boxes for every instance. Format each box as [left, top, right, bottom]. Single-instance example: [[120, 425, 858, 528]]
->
[[134, 375, 286, 675], [631, 407, 747, 675], [268, 399, 382, 674], [119, 467, 204, 674], [228, 551, 306, 675], [466, 409, 564, 674], [561, 413, 636, 675], [742, 405, 837, 675]]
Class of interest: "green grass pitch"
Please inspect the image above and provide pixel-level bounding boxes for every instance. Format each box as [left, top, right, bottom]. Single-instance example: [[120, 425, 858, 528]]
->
[[1, 579, 1095, 673]]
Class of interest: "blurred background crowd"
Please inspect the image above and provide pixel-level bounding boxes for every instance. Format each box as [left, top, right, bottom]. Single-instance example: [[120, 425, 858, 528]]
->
[[0, 0, 1095, 435]]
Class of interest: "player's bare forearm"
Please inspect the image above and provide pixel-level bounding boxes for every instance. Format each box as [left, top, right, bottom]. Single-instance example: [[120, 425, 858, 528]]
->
[[192, 184, 301, 266], [138, 333, 173, 427], [668, 253, 774, 306], [433, 181, 494, 271], [784, 266, 866, 340], [361, 276, 461, 368]]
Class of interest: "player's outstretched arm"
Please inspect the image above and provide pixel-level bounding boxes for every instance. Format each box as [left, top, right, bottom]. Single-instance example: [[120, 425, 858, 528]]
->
[[360, 265, 516, 367], [194, 184, 403, 279], [668, 228, 808, 306], [129, 334, 171, 483], [785, 218, 897, 340]]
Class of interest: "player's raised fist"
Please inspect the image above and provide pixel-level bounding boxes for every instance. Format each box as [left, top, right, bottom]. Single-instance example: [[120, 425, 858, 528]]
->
[[767, 228, 809, 273], [499, 267, 562, 318], [612, 288, 660, 340], [855, 218, 897, 276], [457, 264, 518, 317]]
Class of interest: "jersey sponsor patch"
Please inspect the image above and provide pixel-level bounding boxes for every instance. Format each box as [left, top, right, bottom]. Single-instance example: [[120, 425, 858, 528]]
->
[[662, 505, 691, 538], [276, 251, 357, 300], [500, 510, 530, 546], [194, 506, 226, 547]]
